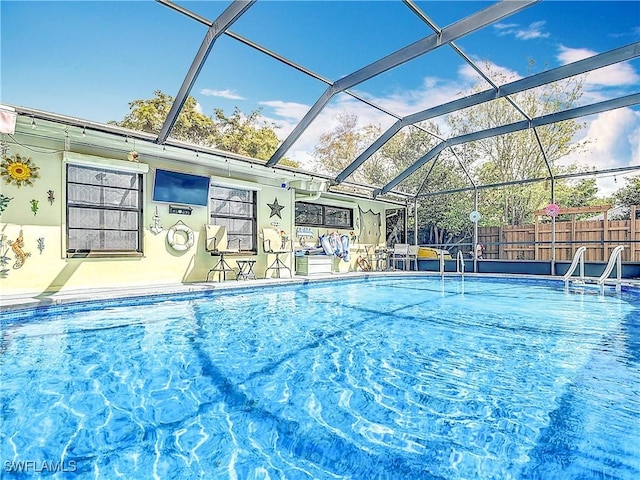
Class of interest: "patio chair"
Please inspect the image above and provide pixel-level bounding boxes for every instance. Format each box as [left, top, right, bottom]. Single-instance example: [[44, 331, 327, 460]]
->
[[205, 225, 239, 282], [389, 243, 410, 270], [261, 227, 292, 278], [408, 245, 419, 271]]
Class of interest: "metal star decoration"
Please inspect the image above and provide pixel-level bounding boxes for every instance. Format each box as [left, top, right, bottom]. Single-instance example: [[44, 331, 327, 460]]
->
[[267, 198, 284, 219]]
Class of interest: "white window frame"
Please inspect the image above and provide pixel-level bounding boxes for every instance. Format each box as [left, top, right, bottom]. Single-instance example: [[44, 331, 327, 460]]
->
[[64, 152, 148, 258], [209, 178, 260, 253]]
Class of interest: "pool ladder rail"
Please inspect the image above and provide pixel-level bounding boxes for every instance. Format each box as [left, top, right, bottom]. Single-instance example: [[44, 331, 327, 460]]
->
[[563, 245, 625, 293], [438, 250, 465, 278], [456, 250, 465, 276]]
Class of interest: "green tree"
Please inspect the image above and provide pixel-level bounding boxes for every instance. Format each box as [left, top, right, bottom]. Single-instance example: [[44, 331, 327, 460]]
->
[[110, 90, 216, 146], [312, 114, 444, 189], [415, 165, 475, 247], [554, 177, 600, 208], [383, 126, 474, 246], [110, 90, 298, 166], [312, 113, 376, 180], [613, 174, 640, 207], [380, 124, 442, 193], [447, 64, 586, 225], [311, 61, 598, 245], [314, 114, 472, 244], [211, 107, 282, 162]]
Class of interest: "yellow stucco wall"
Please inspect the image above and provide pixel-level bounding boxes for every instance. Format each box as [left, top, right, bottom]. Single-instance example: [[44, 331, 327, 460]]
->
[[0, 135, 390, 296]]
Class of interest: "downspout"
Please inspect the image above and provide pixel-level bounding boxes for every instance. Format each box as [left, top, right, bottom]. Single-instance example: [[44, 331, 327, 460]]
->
[[296, 191, 322, 202], [292, 179, 328, 202]]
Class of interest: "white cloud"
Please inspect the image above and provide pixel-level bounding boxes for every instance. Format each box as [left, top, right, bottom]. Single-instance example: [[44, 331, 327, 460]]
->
[[556, 46, 640, 87], [458, 62, 522, 85], [259, 100, 310, 122], [257, 74, 473, 169], [258, 54, 638, 190], [200, 88, 245, 100], [258, 96, 401, 169], [493, 20, 549, 40], [560, 108, 640, 196], [516, 21, 550, 40], [494, 22, 518, 31]]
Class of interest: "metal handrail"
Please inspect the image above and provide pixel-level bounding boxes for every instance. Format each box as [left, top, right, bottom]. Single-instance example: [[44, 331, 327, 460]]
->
[[597, 245, 624, 293], [439, 250, 445, 278], [563, 246, 587, 286]]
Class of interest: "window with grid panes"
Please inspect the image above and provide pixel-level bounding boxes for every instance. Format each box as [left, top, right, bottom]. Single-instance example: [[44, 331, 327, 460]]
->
[[209, 185, 257, 252], [66, 164, 143, 256], [295, 202, 353, 229]]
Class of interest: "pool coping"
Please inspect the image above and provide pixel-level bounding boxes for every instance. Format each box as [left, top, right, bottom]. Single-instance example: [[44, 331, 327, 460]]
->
[[2, 271, 639, 314]]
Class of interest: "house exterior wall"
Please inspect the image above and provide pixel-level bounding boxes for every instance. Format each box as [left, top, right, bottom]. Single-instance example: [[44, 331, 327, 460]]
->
[[0, 125, 391, 296]]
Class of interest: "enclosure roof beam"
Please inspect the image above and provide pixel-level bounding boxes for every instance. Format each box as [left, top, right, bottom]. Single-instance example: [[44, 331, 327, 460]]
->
[[415, 153, 442, 197], [533, 127, 554, 183], [411, 138, 476, 198], [448, 145, 477, 191], [333, 1, 537, 92], [156, 0, 256, 144], [448, 42, 532, 121], [156, 0, 211, 25], [417, 164, 640, 198], [225, 30, 409, 121], [337, 42, 640, 184], [402, 0, 441, 35], [403, 0, 513, 196], [160, 5, 413, 126], [375, 93, 640, 196], [267, 0, 538, 166], [405, 0, 531, 121], [402, 0, 480, 197]]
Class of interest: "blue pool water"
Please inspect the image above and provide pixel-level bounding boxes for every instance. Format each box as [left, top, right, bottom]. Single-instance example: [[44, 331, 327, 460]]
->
[[1, 276, 639, 479]]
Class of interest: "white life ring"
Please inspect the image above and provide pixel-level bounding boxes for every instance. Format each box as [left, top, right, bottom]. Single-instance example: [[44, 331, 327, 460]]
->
[[167, 222, 194, 251], [469, 210, 482, 223]]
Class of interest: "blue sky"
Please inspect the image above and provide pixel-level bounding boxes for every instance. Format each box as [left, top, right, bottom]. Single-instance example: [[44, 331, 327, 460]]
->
[[1, 0, 639, 194]]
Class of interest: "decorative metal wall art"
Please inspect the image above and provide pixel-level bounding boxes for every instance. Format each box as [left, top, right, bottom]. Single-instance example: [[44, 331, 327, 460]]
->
[[37, 237, 45, 254], [150, 206, 163, 235], [545, 203, 561, 217], [10, 233, 30, 269], [267, 198, 284, 218], [30, 199, 39, 216], [47, 190, 55, 205], [358, 207, 382, 245], [0, 139, 9, 156], [0, 234, 10, 277], [0, 193, 12, 215], [1, 154, 40, 187]]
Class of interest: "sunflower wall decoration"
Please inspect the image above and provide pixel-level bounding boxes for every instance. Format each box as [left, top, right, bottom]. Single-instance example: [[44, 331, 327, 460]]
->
[[1, 154, 40, 187]]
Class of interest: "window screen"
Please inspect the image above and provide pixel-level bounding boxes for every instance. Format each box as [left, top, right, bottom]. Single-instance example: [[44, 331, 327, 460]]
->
[[210, 185, 257, 252], [295, 202, 353, 229], [66, 164, 143, 254]]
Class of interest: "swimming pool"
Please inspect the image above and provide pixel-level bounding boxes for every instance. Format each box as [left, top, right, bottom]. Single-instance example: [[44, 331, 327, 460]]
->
[[1, 276, 639, 479]]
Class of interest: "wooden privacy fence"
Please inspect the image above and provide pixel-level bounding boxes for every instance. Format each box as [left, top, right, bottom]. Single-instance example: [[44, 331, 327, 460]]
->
[[478, 205, 640, 262]]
